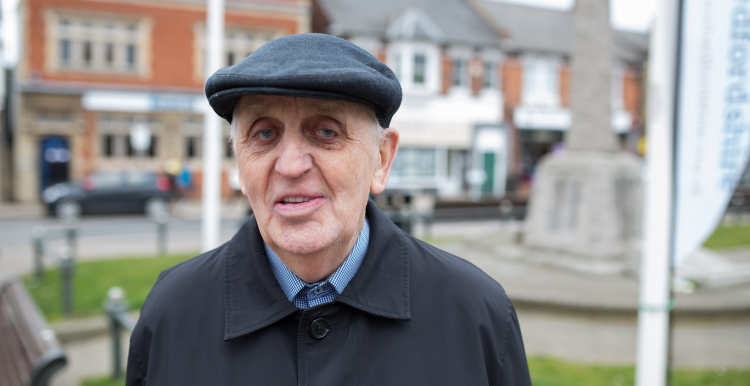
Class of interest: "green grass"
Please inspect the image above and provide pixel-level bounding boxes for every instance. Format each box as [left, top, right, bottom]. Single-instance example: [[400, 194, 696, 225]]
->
[[417, 234, 464, 245], [703, 224, 750, 250], [81, 377, 124, 386], [81, 357, 749, 386], [23, 252, 196, 321], [529, 357, 750, 386]]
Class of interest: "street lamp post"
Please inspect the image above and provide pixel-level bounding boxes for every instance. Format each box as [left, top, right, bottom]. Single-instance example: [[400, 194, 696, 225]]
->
[[1, 0, 20, 202], [202, 0, 225, 252]]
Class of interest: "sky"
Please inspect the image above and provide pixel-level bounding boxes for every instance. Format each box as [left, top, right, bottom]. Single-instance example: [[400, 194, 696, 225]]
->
[[488, 0, 657, 32]]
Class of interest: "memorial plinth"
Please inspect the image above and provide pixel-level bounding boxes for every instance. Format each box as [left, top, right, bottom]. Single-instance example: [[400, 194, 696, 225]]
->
[[524, 152, 642, 259], [523, 0, 643, 262]]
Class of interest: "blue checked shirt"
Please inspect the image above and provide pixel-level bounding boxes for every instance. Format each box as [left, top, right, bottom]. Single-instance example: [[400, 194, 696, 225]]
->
[[264, 219, 370, 309]]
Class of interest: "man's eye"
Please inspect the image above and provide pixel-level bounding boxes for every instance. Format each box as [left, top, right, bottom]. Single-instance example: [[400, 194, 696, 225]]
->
[[316, 128, 336, 138], [256, 129, 275, 140]]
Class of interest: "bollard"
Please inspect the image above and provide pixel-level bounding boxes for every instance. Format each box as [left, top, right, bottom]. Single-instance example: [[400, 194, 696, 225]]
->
[[731, 193, 745, 225], [423, 216, 433, 239], [155, 211, 169, 257], [31, 226, 46, 280], [65, 221, 78, 260], [59, 249, 75, 318], [105, 287, 128, 380], [400, 204, 413, 235], [499, 199, 514, 222]]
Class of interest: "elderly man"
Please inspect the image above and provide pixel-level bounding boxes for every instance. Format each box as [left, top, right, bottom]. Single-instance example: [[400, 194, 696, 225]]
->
[[127, 34, 530, 386]]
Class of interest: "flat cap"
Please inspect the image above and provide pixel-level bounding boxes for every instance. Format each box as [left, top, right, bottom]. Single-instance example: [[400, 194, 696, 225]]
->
[[205, 33, 402, 128]]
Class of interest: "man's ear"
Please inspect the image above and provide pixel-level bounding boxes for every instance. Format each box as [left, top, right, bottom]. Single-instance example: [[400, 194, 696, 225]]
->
[[370, 128, 399, 195], [237, 165, 248, 197]]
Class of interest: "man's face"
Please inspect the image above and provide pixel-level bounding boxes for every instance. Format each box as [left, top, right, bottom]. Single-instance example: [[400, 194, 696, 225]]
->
[[232, 96, 397, 276]]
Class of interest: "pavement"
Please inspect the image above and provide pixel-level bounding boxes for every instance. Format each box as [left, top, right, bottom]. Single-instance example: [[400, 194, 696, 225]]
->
[[422, 220, 750, 368], [442, 233, 750, 315], [0, 203, 749, 384]]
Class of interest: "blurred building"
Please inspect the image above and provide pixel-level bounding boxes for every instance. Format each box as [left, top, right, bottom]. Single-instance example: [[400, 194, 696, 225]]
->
[[10, 0, 310, 202], [314, 0, 648, 198], [314, 0, 506, 199]]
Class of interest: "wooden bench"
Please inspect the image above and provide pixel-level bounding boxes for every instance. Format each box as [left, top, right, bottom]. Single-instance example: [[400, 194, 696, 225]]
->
[[0, 279, 67, 386]]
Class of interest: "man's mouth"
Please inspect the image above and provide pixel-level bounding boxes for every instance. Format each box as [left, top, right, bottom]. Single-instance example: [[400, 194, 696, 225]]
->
[[274, 194, 325, 213], [281, 196, 315, 204]]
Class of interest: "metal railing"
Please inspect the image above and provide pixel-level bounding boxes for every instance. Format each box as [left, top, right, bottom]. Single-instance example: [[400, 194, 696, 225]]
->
[[29, 210, 172, 318], [30, 222, 78, 318]]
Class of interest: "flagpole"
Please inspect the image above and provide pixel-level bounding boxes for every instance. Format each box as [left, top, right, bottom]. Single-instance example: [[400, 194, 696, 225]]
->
[[635, 0, 681, 385], [202, 0, 225, 252]]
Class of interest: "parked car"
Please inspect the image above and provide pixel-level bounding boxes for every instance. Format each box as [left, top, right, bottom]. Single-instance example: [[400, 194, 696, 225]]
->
[[43, 170, 172, 218]]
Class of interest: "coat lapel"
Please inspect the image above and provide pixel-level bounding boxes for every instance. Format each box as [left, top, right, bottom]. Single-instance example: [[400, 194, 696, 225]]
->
[[335, 200, 411, 320], [223, 215, 298, 340], [223, 199, 411, 340]]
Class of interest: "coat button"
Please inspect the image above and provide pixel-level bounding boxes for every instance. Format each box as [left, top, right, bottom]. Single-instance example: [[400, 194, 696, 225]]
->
[[310, 318, 329, 339]]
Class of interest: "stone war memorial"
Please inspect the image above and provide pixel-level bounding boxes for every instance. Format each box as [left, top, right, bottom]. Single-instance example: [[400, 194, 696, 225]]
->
[[523, 0, 643, 271]]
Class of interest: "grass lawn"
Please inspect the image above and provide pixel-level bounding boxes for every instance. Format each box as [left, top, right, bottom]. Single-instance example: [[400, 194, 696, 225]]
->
[[23, 252, 196, 321], [82, 356, 749, 386], [703, 224, 750, 250], [529, 357, 750, 386]]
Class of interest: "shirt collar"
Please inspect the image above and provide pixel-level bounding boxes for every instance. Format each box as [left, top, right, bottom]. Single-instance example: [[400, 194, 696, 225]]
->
[[264, 218, 370, 302], [223, 200, 410, 341]]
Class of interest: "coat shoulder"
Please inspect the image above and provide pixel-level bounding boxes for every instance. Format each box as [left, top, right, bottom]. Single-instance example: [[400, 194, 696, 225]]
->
[[405, 233, 512, 310], [137, 243, 227, 323]]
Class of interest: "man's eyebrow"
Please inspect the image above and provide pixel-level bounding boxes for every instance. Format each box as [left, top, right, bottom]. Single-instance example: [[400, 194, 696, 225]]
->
[[311, 102, 342, 115]]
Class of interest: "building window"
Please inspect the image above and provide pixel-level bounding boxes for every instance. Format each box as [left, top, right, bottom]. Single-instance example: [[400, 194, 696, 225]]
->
[[523, 62, 536, 93], [123, 135, 157, 157], [51, 13, 148, 74], [522, 56, 560, 107], [453, 59, 466, 87], [60, 40, 71, 65], [186, 137, 198, 158], [224, 29, 272, 66], [102, 135, 114, 157], [125, 136, 134, 157], [105, 43, 114, 65], [126, 44, 136, 68], [392, 53, 401, 80], [82, 41, 92, 65], [413, 54, 426, 84], [194, 26, 281, 81], [484, 61, 497, 89], [147, 136, 157, 157], [391, 147, 437, 177]]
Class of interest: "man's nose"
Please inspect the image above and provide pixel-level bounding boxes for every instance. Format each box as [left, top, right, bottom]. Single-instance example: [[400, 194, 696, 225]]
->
[[275, 133, 313, 179]]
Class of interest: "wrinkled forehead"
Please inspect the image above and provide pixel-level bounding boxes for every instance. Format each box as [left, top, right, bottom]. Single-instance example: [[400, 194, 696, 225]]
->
[[233, 95, 370, 124]]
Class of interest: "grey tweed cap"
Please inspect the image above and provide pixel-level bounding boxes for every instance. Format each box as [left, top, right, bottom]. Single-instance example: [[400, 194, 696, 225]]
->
[[205, 33, 402, 128]]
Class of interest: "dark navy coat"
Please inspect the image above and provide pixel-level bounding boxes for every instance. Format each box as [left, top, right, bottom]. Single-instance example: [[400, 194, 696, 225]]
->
[[126, 200, 531, 385]]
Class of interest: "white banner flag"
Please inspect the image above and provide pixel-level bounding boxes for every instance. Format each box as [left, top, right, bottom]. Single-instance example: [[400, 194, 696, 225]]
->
[[674, 0, 750, 266]]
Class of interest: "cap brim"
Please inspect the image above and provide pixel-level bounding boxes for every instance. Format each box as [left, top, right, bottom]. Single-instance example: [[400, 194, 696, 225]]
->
[[208, 86, 386, 127]]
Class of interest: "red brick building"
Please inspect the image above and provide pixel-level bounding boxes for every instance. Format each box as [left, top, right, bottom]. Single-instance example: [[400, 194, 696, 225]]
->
[[12, 0, 309, 202]]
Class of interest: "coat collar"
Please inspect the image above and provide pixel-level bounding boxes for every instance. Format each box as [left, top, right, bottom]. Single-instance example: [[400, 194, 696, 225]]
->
[[223, 200, 411, 340]]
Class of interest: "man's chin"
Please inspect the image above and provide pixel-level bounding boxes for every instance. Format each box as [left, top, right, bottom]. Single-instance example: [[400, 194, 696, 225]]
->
[[274, 238, 331, 256], [270, 226, 335, 256]]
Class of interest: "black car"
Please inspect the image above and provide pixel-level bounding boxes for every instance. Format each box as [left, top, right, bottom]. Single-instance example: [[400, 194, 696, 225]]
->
[[43, 170, 172, 218]]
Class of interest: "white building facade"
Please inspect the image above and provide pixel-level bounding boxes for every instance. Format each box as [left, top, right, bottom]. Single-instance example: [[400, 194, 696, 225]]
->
[[316, 0, 508, 198]]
